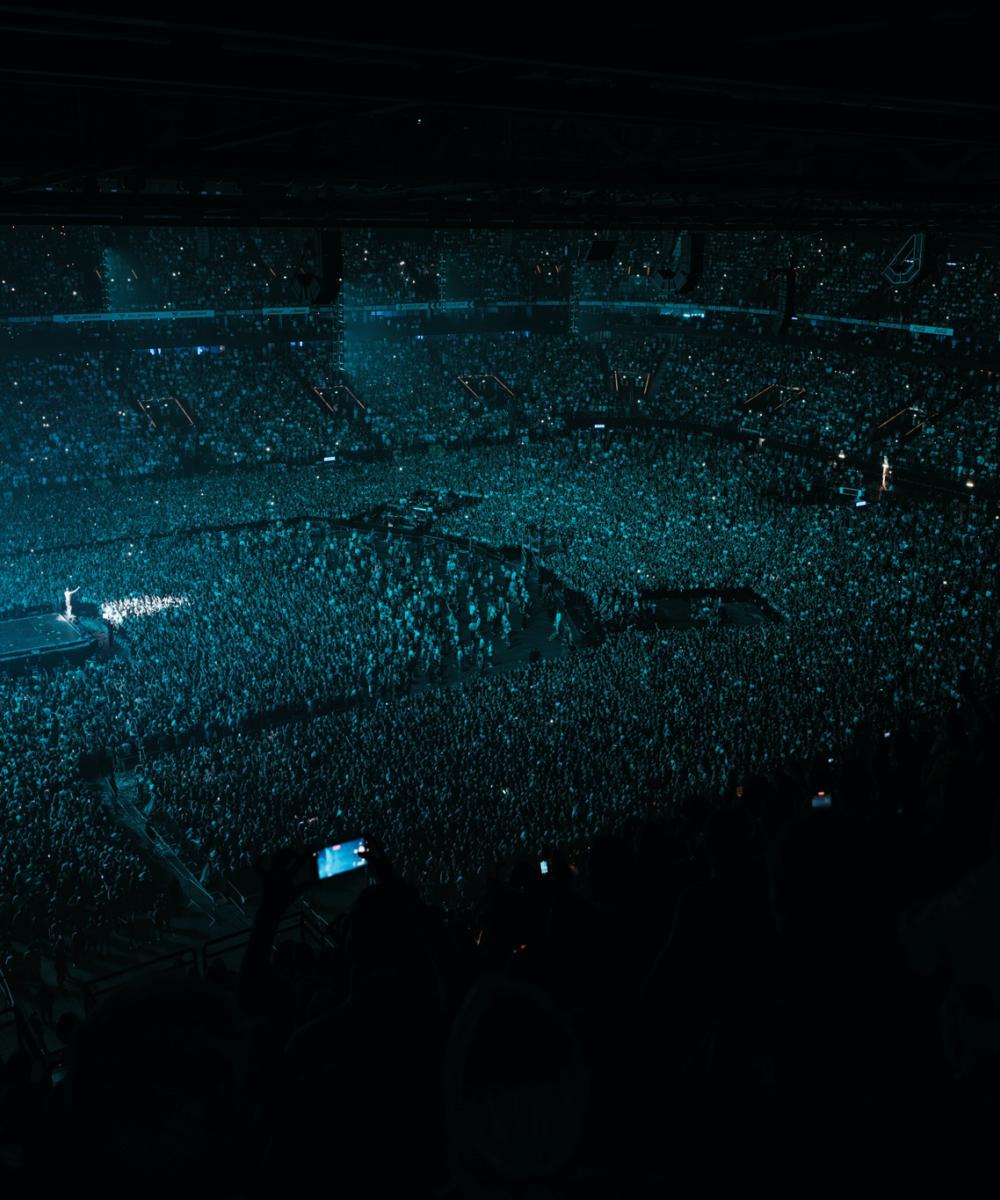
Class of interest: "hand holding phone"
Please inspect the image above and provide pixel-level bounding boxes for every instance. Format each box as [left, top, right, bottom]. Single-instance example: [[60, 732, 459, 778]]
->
[[256, 846, 312, 915], [315, 837, 368, 881], [360, 834, 398, 886]]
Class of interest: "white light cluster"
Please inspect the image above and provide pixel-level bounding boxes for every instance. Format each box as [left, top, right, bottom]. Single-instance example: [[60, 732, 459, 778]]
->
[[101, 593, 190, 627]]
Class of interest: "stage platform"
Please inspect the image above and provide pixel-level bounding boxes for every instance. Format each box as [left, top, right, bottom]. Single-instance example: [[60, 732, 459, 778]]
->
[[0, 611, 95, 667]]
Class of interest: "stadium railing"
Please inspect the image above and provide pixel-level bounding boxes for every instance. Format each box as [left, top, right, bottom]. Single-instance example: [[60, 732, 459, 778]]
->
[[79, 947, 199, 1014], [201, 909, 336, 976], [37, 909, 333, 1020]]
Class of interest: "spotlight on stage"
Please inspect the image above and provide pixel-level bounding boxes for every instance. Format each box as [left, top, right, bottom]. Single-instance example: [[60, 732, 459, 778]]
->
[[101, 594, 190, 627]]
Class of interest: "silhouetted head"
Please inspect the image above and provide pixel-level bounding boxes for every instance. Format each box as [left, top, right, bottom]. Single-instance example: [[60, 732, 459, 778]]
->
[[446, 977, 588, 1194]]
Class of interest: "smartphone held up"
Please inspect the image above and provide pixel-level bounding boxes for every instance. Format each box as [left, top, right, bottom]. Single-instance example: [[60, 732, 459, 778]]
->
[[315, 837, 368, 881], [288, 836, 369, 891]]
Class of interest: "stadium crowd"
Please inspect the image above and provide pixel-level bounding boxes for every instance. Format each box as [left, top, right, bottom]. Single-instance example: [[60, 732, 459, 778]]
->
[[4, 664, 998, 1194], [0, 226, 103, 316], [0, 343, 370, 494], [114, 438, 998, 893], [4, 320, 999, 501], [0, 516, 538, 944], [4, 226, 1000, 1191], [344, 330, 603, 449], [99, 228, 318, 312], [648, 337, 999, 478], [2, 432, 998, 939]]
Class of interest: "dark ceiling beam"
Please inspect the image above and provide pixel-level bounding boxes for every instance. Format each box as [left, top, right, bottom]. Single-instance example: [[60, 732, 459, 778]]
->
[[1, 186, 999, 231], [1, 21, 999, 150], [4, 68, 997, 154], [0, 11, 989, 113], [4, 103, 998, 193], [1, 12, 997, 230]]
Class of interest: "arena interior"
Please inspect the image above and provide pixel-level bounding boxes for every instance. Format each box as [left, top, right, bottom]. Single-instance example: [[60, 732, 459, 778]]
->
[[2, 12, 1000, 1193]]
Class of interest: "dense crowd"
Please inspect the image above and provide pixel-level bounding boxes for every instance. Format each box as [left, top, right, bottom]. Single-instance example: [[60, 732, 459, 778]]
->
[[5, 640, 999, 1195], [5, 225, 1000, 365], [8, 219, 1000, 1195], [603, 332, 661, 395], [4, 232, 1000, 1166], [0, 515, 536, 942], [0, 343, 371, 493], [344, 331, 602, 449], [0, 226, 318, 318], [1, 347, 998, 1193], [648, 337, 999, 477], [2, 429, 998, 948], [567, 229, 1000, 360], [99, 228, 318, 312], [5, 319, 999, 499], [790, 233, 1000, 338], [106, 436, 997, 896], [0, 226, 103, 316], [123, 344, 364, 465], [342, 229, 576, 308], [0, 354, 156, 491]]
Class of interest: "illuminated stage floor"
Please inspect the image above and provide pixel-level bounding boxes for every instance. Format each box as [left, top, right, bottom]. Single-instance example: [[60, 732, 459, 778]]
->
[[0, 611, 94, 665]]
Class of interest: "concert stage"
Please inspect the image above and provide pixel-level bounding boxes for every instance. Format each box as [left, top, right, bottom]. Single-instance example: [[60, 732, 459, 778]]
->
[[0, 611, 96, 668]]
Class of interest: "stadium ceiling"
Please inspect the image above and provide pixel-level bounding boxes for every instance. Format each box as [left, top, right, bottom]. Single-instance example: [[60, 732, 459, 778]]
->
[[2, 9, 1000, 230]]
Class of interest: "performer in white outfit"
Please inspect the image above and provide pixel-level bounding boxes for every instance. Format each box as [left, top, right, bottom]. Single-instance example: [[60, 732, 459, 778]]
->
[[64, 586, 80, 620]]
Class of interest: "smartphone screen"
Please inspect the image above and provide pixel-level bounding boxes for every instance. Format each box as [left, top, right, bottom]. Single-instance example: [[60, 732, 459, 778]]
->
[[539, 860, 549, 875], [316, 837, 368, 880], [811, 792, 833, 809]]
